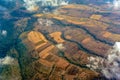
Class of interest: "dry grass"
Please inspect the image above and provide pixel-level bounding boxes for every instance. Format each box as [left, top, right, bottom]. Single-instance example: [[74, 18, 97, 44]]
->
[[61, 4, 97, 11], [82, 38, 111, 55], [102, 31, 120, 41], [56, 59, 69, 70], [35, 43, 48, 50], [82, 38, 91, 44], [39, 59, 54, 67], [64, 29, 89, 42], [19, 31, 29, 39], [39, 45, 55, 57], [66, 35, 72, 39], [50, 32, 64, 43], [78, 69, 99, 80], [39, 52, 50, 59], [31, 6, 39, 11], [90, 14, 102, 20], [33, 14, 44, 17], [103, 31, 112, 38], [27, 31, 47, 44], [34, 13, 108, 31]]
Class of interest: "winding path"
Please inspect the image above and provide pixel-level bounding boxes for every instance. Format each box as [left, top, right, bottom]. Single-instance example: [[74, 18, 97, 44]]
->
[[61, 32, 105, 58], [54, 19, 114, 46]]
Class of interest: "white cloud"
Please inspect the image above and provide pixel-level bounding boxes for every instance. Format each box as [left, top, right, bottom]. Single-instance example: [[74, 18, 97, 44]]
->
[[113, 0, 120, 9], [106, 0, 120, 10], [0, 56, 15, 65], [0, 30, 7, 37], [23, 0, 69, 11], [56, 43, 65, 50], [87, 42, 120, 79], [1, 30, 7, 36]]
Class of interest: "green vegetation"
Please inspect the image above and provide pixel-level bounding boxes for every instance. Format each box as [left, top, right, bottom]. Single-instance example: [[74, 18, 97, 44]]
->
[[15, 41, 38, 80], [0, 47, 22, 80], [7, 48, 19, 59], [0, 63, 21, 80], [35, 40, 45, 46]]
